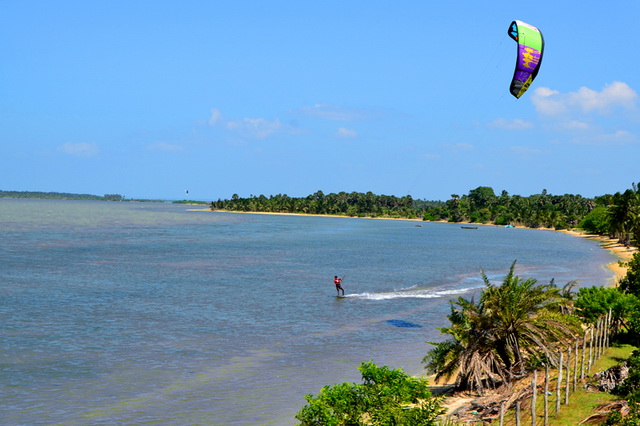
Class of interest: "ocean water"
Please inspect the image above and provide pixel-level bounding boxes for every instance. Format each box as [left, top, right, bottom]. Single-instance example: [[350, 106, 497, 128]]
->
[[0, 199, 616, 424]]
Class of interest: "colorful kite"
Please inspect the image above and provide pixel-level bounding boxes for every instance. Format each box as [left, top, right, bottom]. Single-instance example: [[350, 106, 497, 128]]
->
[[508, 20, 544, 99]]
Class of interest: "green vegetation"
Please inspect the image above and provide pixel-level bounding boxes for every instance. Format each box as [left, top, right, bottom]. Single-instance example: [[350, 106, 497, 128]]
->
[[423, 261, 581, 395], [606, 349, 640, 425], [561, 253, 640, 425], [285, 181, 640, 424], [543, 345, 635, 425], [295, 255, 640, 424], [295, 361, 444, 425], [0, 190, 208, 204], [0, 190, 124, 201], [212, 191, 423, 218], [574, 252, 640, 347], [211, 182, 640, 246], [172, 199, 209, 205]]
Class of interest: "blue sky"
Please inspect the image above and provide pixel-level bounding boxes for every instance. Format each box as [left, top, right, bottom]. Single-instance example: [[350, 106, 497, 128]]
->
[[2, 1, 639, 201]]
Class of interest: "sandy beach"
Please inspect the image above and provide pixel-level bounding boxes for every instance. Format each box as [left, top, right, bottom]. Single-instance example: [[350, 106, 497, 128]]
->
[[559, 229, 638, 285]]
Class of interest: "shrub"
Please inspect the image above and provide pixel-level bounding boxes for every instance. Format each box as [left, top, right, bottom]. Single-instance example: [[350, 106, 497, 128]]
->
[[295, 361, 444, 425]]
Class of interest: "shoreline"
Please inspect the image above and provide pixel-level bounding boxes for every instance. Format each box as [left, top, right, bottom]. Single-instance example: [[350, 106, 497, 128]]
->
[[198, 209, 637, 283], [558, 229, 638, 286]]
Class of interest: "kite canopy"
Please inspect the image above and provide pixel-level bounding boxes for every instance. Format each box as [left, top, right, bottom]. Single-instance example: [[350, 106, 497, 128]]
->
[[508, 20, 544, 99]]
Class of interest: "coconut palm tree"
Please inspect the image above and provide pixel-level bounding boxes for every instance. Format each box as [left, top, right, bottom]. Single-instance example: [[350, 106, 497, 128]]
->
[[480, 263, 580, 378], [609, 184, 640, 247], [424, 262, 580, 394], [423, 295, 507, 394]]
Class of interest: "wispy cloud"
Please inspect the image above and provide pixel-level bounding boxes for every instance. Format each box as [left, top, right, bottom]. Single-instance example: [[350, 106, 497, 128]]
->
[[510, 145, 543, 159], [488, 118, 534, 130], [295, 104, 384, 121], [336, 127, 357, 138], [58, 142, 99, 157], [447, 142, 475, 153], [567, 130, 636, 146], [147, 142, 184, 152], [209, 108, 222, 125], [208, 107, 298, 140], [560, 120, 592, 131], [226, 117, 284, 139]]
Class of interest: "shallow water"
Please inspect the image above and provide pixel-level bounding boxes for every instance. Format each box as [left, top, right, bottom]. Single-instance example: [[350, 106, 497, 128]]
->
[[0, 199, 615, 424]]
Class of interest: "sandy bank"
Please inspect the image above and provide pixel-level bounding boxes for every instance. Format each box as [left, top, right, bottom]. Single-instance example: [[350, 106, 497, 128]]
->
[[558, 229, 638, 285]]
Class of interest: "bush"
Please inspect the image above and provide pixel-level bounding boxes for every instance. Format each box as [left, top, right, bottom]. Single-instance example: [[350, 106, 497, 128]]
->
[[620, 253, 640, 296], [295, 361, 444, 425], [607, 350, 640, 425], [579, 206, 610, 234], [574, 287, 629, 325]]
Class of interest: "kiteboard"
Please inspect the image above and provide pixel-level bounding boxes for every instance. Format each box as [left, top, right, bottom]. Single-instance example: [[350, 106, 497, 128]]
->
[[336, 295, 346, 298]]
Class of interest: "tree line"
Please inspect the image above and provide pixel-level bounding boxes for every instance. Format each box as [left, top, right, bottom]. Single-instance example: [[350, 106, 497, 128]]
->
[[211, 190, 425, 219], [0, 190, 124, 201], [211, 183, 640, 246]]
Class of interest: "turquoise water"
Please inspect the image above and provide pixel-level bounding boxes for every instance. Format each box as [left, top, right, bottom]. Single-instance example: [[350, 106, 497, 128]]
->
[[0, 199, 615, 424]]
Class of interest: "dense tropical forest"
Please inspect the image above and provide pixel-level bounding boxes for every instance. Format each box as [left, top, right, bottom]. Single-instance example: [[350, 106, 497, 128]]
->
[[212, 182, 640, 247]]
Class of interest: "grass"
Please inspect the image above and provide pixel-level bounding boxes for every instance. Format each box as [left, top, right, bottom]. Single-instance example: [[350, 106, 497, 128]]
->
[[549, 344, 635, 425]]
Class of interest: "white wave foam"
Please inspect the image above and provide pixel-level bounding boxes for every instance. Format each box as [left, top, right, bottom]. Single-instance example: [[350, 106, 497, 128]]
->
[[347, 285, 480, 300]]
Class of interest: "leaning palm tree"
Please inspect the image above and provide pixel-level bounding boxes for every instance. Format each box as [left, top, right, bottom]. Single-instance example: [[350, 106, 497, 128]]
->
[[424, 261, 581, 394], [424, 296, 506, 394], [480, 262, 581, 378]]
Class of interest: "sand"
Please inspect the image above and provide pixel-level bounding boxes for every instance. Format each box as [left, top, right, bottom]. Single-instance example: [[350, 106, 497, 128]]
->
[[558, 229, 638, 286]]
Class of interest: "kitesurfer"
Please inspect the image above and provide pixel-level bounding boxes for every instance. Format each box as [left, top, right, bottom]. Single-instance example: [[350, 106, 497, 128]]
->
[[334, 276, 344, 296]]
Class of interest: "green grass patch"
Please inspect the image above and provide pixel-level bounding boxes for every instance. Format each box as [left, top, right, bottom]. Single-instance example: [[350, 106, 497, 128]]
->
[[550, 345, 635, 425], [480, 345, 636, 426]]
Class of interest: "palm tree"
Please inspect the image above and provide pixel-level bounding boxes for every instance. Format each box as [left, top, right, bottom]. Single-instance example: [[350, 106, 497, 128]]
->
[[423, 296, 506, 394], [424, 262, 580, 394], [480, 263, 580, 378], [609, 184, 640, 247]]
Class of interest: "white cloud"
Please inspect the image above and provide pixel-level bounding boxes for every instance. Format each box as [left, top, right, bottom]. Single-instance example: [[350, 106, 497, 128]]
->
[[336, 127, 357, 138], [533, 81, 638, 116], [209, 108, 222, 126], [573, 82, 637, 114], [147, 142, 184, 152], [568, 130, 636, 146], [296, 104, 383, 121], [226, 117, 283, 139], [511, 145, 543, 157], [531, 87, 566, 115], [449, 142, 474, 152], [58, 142, 99, 157], [488, 118, 534, 130], [560, 120, 591, 131], [531, 82, 638, 145], [206, 107, 300, 140]]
